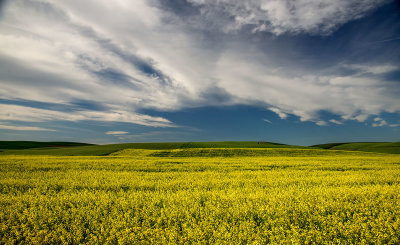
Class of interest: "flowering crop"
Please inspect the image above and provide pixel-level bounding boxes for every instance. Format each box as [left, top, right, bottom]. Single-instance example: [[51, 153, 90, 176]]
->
[[1, 148, 399, 244]]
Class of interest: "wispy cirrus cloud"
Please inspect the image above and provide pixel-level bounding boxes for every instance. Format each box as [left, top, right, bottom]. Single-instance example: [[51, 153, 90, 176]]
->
[[329, 119, 343, 125], [0, 0, 398, 133], [0, 104, 174, 127], [186, 0, 389, 35], [105, 131, 129, 135], [263, 119, 272, 124], [0, 123, 56, 131]]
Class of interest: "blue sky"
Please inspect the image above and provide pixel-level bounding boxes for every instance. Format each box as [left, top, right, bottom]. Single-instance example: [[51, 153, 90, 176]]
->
[[0, 0, 399, 146]]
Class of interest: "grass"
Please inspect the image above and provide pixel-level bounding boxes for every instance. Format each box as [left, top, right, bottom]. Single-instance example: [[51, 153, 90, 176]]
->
[[112, 148, 380, 158], [1, 141, 399, 156], [0, 141, 303, 156], [0, 141, 93, 150], [312, 142, 400, 154], [1, 147, 400, 244]]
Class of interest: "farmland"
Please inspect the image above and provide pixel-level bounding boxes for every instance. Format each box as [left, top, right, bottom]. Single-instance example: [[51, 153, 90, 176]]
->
[[312, 142, 400, 154], [0, 141, 303, 156], [1, 144, 400, 244]]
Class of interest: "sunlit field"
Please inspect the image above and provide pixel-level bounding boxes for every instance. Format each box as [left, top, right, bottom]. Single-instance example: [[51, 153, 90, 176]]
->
[[1, 148, 400, 244]]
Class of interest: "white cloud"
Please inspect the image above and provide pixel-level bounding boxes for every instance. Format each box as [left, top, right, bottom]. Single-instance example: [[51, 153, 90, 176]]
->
[[0, 0, 219, 110], [349, 64, 398, 74], [329, 119, 343, 125], [0, 0, 398, 131], [316, 120, 328, 126], [187, 0, 388, 35], [263, 119, 272, 124], [342, 114, 370, 123], [105, 131, 129, 135], [0, 123, 56, 131], [217, 49, 399, 124], [372, 117, 387, 127], [268, 107, 288, 119], [0, 104, 174, 127]]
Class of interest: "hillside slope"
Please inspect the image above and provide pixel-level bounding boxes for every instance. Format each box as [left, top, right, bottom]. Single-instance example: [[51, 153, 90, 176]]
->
[[312, 142, 400, 154], [0, 141, 93, 150], [0, 141, 303, 156]]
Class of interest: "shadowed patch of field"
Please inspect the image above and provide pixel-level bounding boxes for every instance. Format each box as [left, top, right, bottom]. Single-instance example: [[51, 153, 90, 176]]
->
[[112, 148, 379, 158], [0, 141, 93, 150]]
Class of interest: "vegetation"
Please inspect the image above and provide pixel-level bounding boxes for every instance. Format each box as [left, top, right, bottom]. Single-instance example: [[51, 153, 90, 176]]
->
[[0, 141, 93, 150], [0, 141, 302, 156], [312, 142, 400, 154], [1, 141, 399, 156], [1, 147, 399, 244]]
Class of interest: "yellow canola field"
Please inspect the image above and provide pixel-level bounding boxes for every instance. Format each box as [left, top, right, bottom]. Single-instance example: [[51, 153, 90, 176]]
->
[[0, 148, 400, 244]]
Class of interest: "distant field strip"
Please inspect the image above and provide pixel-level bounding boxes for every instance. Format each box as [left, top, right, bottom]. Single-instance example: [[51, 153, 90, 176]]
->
[[111, 148, 381, 157], [0, 141, 304, 156], [313, 142, 400, 154], [1, 148, 400, 244]]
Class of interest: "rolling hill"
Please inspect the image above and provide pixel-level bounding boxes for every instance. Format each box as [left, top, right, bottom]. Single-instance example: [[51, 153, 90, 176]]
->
[[0, 141, 93, 149], [0, 141, 302, 156], [1, 141, 399, 156], [312, 142, 400, 154]]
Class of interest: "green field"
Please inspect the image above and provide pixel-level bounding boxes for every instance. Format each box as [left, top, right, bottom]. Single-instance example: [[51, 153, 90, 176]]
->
[[1, 141, 399, 156], [1, 146, 400, 244], [0, 141, 93, 150], [312, 142, 400, 154], [0, 141, 303, 156]]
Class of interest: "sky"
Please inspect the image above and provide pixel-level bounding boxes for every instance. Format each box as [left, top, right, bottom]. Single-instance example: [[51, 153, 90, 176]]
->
[[0, 0, 399, 146]]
